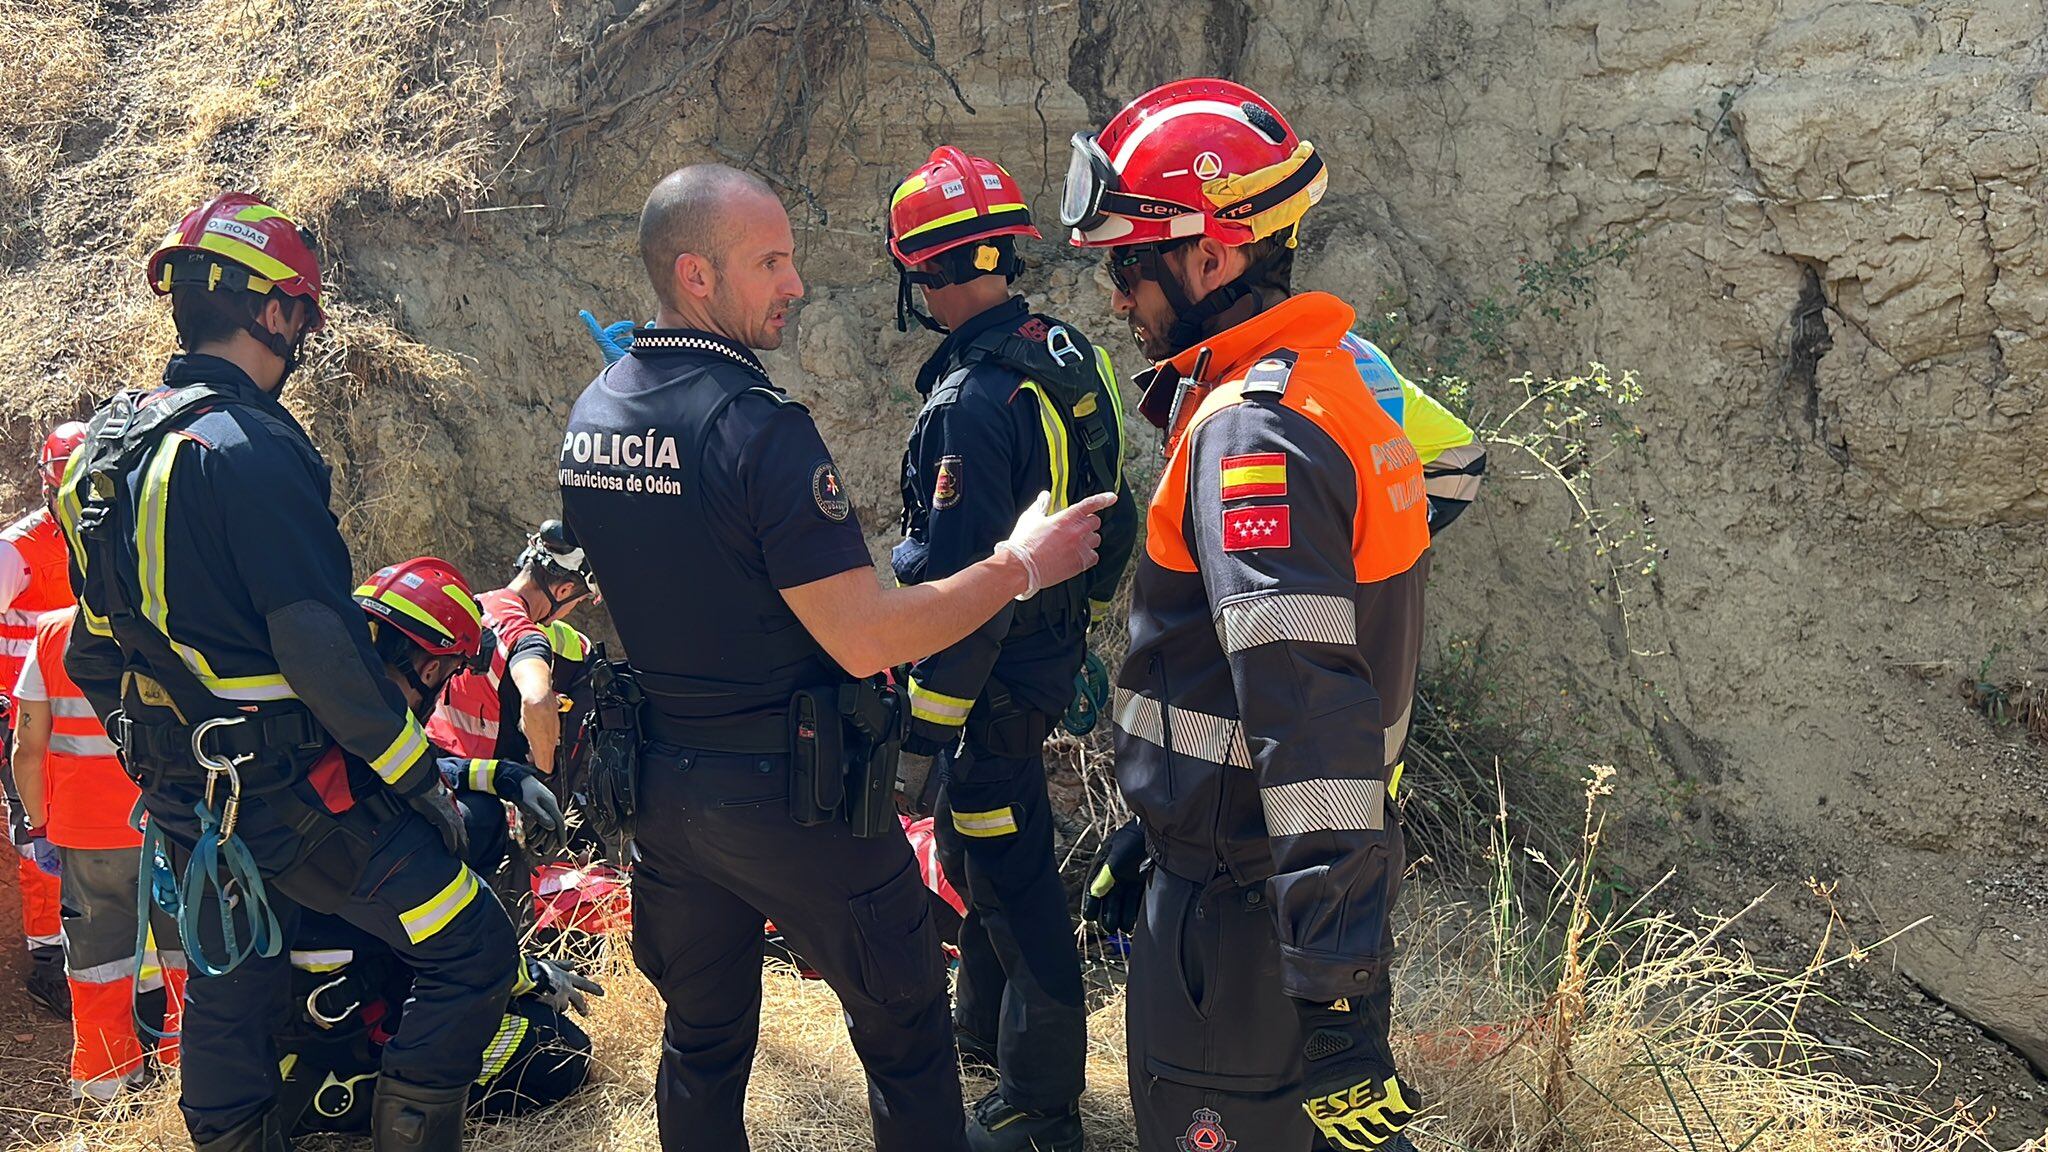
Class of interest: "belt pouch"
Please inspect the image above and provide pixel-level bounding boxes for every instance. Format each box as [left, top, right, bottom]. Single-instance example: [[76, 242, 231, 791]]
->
[[787, 687, 843, 826]]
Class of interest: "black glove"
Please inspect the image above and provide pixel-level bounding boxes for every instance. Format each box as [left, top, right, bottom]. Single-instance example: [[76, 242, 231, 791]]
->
[[524, 956, 605, 1015], [1080, 820, 1147, 933], [407, 782, 468, 860], [489, 761, 568, 857], [1296, 996, 1418, 1150]]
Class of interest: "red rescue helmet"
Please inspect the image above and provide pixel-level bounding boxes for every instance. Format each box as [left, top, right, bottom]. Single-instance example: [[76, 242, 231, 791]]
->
[[1062, 78, 1327, 250], [146, 193, 327, 332], [888, 147, 1042, 334], [888, 147, 1041, 267], [39, 421, 88, 492], [353, 557, 485, 661]]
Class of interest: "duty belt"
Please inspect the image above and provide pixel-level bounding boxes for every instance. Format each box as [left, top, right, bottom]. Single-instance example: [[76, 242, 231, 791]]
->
[[642, 709, 786, 755], [110, 705, 325, 781]]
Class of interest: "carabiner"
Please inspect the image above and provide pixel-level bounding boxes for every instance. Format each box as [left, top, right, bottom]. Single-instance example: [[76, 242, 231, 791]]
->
[[307, 974, 360, 1029], [191, 716, 252, 844]]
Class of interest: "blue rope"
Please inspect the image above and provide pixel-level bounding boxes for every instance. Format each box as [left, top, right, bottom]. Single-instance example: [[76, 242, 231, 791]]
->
[[1062, 649, 1112, 736], [129, 790, 283, 1049], [131, 820, 179, 1042], [180, 800, 282, 978]]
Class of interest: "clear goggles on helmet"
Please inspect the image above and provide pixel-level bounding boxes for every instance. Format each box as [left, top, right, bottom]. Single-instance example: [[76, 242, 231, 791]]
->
[[1060, 131, 1201, 232]]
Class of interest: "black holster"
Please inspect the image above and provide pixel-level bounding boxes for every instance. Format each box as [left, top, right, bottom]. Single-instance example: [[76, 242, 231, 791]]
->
[[786, 674, 907, 838], [841, 675, 907, 839]]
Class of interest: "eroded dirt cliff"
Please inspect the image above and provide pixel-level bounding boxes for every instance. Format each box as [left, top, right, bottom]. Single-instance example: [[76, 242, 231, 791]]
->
[[4, 0, 2044, 1131]]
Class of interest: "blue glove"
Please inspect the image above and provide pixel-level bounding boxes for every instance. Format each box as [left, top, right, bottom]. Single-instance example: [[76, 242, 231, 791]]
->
[[579, 310, 638, 365], [26, 835, 60, 878]]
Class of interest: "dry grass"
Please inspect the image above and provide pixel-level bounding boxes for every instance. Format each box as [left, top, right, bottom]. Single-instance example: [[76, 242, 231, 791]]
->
[[0, 0, 502, 555], [14, 770, 2009, 1152]]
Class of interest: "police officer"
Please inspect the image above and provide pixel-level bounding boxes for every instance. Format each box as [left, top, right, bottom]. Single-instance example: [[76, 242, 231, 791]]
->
[[885, 146, 1135, 1152], [1065, 82, 1429, 1151], [58, 194, 517, 1152], [558, 163, 1114, 1152]]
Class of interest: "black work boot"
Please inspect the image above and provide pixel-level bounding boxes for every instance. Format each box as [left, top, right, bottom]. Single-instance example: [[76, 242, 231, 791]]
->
[[194, 1107, 289, 1152], [966, 1088, 1084, 1152], [372, 1078, 469, 1152], [24, 944, 69, 1019], [955, 1026, 1000, 1078]]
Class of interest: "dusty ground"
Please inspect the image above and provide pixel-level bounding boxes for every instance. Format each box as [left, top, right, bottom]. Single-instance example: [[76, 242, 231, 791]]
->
[[0, 873, 80, 1150]]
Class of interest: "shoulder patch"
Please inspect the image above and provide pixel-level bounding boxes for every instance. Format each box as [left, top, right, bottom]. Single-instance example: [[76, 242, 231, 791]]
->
[[933, 456, 964, 509], [811, 460, 850, 522], [1240, 349, 1297, 398]]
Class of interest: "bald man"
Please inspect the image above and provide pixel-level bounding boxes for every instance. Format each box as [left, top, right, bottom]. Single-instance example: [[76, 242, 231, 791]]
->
[[559, 165, 1115, 1152]]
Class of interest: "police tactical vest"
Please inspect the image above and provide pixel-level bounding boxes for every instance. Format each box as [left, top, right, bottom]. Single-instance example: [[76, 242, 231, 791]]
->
[[560, 350, 840, 723]]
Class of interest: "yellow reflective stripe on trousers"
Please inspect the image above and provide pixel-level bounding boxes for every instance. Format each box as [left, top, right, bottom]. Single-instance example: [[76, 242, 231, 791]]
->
[[370, 714, 430, 786], [132, 436, 296, 701], [908, 678, 973, 728], [475, 1013, 531, 1084], [1015, 381, 1071, 512], [399, 867, 481, 944], [952, 806, 1019, 838]]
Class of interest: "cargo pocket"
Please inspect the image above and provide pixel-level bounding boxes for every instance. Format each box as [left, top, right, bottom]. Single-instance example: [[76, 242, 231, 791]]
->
[[847, 861, 937, 1006], [1139, 875, 1302, 1094]]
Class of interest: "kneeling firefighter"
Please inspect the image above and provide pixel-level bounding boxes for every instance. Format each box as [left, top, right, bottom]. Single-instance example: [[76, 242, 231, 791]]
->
[[1066, 81, 1429, 1151], [886, 146, 1135, 1152], [58, 193, 517, 1152], [274, 558, 596, 1135]]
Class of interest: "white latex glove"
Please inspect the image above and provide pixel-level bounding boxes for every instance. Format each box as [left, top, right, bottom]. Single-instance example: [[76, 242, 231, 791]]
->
[[995, 490, 1116, 600]]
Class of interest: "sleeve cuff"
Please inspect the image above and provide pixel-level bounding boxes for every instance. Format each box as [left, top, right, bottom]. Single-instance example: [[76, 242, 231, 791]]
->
[[1279, 943, 1387, 1004]]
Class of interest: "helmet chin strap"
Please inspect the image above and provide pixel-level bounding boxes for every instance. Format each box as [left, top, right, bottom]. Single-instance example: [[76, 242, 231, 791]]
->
[[896, 269, 950, 335], [248, 307, 309, 389], [1156, 233, 1295, 356], [401, 656, 442, 721]]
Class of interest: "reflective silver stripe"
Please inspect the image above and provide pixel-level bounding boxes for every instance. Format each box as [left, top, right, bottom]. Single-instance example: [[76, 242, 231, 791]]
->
[[291, 949, 355, 972], [67, 956, 140, 984], [49, 697, 99, 718], [1217, 593, 1356, 654], [442, 709, 500, 739], [1113, 688, 1252, 769], [1384, 701, 1412, 769], [1261, 778, 1386, 837], [50, 732, 118, 757], [0, 637, 30, 657]]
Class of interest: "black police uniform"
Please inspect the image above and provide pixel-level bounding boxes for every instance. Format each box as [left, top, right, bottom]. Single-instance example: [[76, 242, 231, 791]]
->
[[559, 328, 965, 1152], [891, 297, 1132, 1115], [57, 355, 518, 1150]]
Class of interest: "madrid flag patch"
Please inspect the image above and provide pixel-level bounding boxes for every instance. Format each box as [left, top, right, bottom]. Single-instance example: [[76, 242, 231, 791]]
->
[[1222, 505, 1291, 551], [1219, 453, 1287, 500]]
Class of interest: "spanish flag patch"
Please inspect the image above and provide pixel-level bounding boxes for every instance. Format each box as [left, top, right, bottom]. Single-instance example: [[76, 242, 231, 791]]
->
[[1220, 453, 1287, 500]]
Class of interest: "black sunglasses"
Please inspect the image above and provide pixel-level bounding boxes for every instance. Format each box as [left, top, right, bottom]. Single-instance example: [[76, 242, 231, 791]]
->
[[1103, 239, 1193, 296]]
